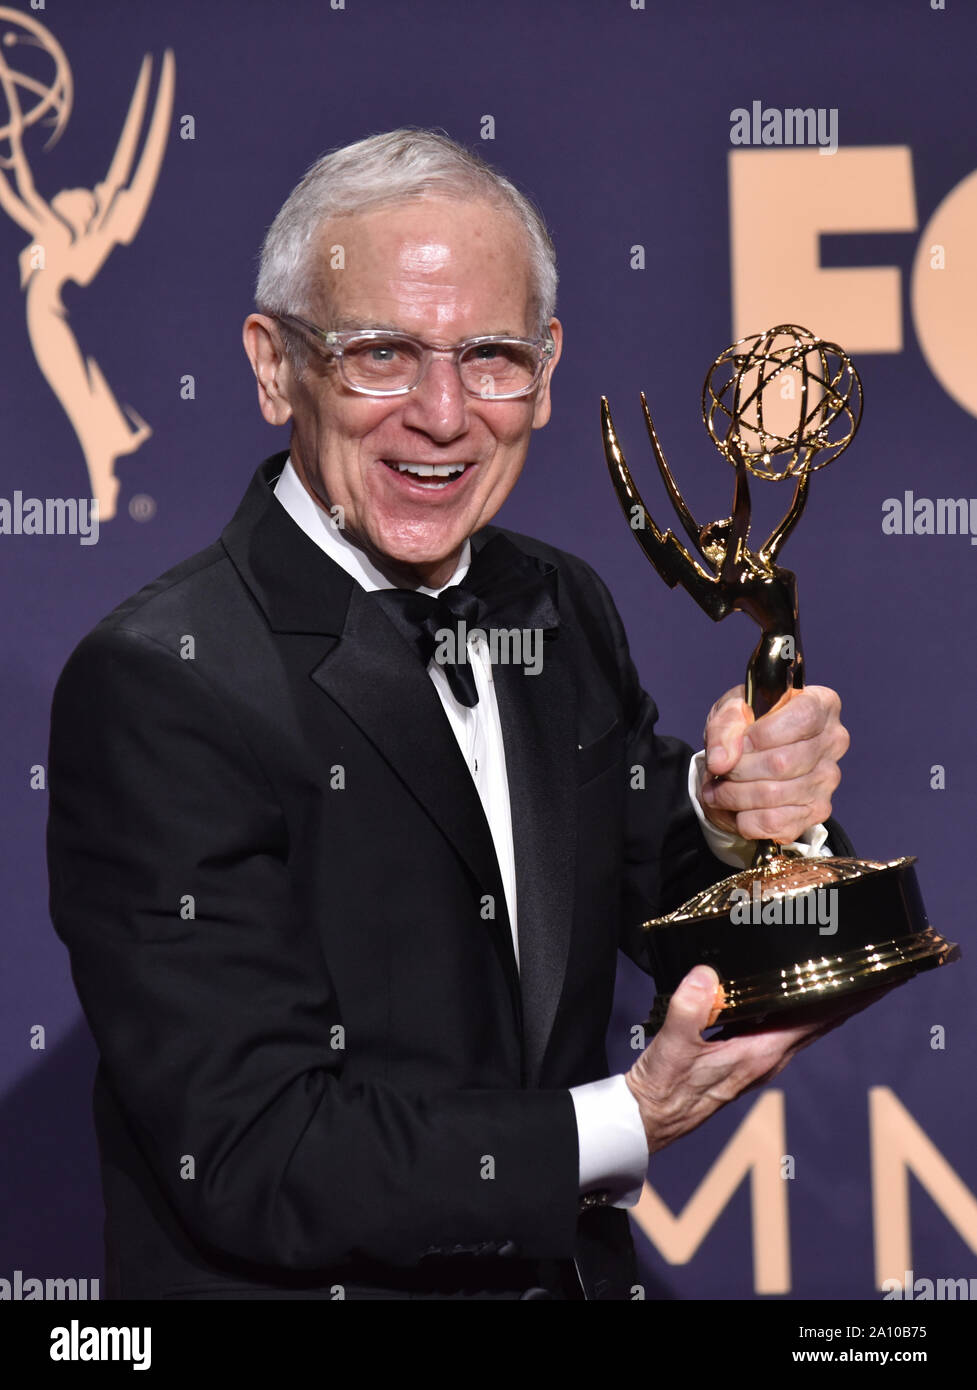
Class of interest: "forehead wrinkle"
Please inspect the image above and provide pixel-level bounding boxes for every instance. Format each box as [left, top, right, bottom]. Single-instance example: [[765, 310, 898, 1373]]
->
[[328, 314, 528, 342], [329, 275, 526, 338], [310, 201, 534, 337]]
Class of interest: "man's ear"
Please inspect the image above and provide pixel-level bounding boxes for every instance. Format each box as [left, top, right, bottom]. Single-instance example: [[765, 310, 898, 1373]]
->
[[531, 316, 563, 430], [242, 314, 295, 426]]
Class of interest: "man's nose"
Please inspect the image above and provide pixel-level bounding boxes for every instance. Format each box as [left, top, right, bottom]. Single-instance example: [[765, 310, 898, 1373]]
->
[[400, 354, 470, 440]]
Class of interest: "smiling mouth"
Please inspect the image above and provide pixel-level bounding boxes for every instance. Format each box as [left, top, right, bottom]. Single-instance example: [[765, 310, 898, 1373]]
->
[[382, 460, 470, 490]]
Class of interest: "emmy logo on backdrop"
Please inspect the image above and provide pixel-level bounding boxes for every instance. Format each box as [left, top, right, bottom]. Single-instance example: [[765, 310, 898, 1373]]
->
[[0, 9, 174, 520]]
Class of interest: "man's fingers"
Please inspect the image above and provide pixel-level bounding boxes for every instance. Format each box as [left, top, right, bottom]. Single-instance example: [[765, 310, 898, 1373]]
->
[[701, 776, 836, 840], [702, 770, 830, 813], [741, 685, 839, 754], [703, 687, 847, 781], [759, 983, 899, 1038], [730, 806, 833, 842], [710, 982, 899, 1045], [716, 732, 831, 783]]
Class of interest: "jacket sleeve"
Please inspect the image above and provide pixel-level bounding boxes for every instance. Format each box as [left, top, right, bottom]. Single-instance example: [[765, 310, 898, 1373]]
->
[[46, 623, 580, 1272]]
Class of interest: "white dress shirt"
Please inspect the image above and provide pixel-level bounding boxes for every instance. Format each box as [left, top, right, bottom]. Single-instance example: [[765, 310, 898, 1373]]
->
[[273, 455, 830, 1209]]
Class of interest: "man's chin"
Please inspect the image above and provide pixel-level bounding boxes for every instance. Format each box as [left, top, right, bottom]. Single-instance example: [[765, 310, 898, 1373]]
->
[[360, 528, 470, 587]]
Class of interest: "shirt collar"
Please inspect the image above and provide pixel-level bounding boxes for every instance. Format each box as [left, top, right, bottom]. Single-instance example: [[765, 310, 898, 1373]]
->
[[272, 454, 471, 595]]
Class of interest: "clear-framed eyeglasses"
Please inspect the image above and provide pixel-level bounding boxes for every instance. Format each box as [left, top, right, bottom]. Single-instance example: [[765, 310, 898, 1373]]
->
[[272, 312, 555, 400]]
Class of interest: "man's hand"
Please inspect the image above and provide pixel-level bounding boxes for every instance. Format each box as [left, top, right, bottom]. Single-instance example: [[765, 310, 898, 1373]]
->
[[699, 684, 849, 843], [625, 965, 888, 1155]]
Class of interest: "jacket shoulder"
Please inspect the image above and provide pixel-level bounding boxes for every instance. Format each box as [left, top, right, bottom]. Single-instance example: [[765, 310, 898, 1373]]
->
[[75, 539, 248, 655], [484, 524, 623, 632]]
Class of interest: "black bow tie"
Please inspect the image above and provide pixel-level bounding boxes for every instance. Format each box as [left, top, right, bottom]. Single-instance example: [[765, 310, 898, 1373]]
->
[[371, 533, 559, 706]]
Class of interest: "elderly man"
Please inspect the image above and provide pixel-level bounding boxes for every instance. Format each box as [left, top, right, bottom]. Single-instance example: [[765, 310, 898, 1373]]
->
[[47, 129, 857, 1301]]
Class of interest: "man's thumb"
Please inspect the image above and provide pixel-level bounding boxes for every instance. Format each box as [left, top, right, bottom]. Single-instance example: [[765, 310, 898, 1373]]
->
[[664, 964, 724, 1034]]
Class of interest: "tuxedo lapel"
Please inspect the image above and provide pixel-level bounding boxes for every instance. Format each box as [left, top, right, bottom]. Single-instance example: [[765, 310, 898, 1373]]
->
[[221, 456, 522, 1016], [310, 590, 521, 1008], [483, 539, 578, 1089]]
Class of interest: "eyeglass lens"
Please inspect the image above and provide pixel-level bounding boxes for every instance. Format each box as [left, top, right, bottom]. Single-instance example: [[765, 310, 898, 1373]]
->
[[341, 337, 541, 396]]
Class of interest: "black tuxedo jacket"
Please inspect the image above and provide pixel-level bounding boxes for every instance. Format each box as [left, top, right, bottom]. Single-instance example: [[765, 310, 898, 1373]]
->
[[46, 451, 751, 1300]]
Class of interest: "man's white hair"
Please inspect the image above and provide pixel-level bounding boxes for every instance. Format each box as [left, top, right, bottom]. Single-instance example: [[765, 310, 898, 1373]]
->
[[254, 128, 558, 371]]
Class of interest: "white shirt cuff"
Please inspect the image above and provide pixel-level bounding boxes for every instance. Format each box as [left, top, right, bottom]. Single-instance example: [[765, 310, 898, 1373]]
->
[[569, 1073, 648, 1208], [688, 750, 831, 869]]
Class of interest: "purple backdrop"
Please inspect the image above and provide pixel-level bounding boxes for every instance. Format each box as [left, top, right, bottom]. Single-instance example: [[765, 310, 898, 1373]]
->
[[2, 0, 975, 1301]]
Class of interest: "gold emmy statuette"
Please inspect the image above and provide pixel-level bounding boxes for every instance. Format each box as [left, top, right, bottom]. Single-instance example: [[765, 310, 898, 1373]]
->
[[601, 325, 960, 1033]]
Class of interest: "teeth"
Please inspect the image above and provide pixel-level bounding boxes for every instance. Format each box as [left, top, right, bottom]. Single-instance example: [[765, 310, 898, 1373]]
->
[[393, 462, 464, 477], [386, 461, 466, 490]]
